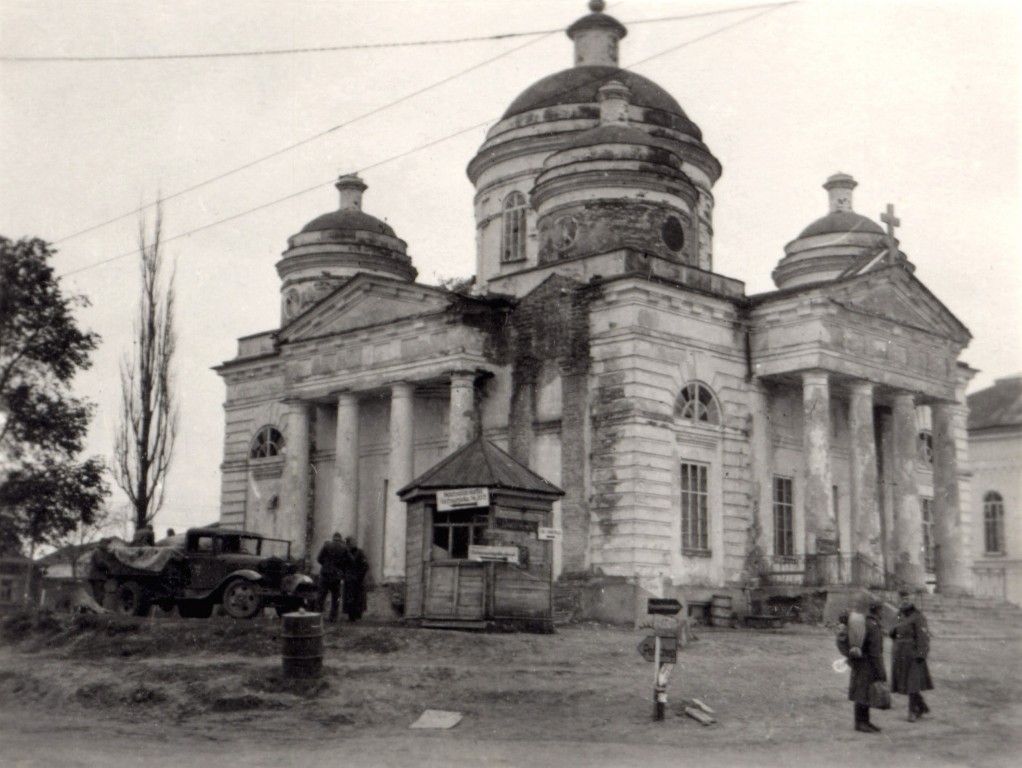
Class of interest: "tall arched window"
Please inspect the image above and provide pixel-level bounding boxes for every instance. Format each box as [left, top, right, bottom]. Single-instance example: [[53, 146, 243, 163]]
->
[[250, 426, 285, 459], [984, 491, 1005, 554], [675, 382, 721, 425], [501, 191, 527, 263]]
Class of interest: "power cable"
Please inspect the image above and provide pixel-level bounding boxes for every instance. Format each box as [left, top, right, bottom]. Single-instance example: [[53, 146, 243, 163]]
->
[[50, 1, 792, 247], [56, 1, 797, 279], [4, 3, 796, 62]]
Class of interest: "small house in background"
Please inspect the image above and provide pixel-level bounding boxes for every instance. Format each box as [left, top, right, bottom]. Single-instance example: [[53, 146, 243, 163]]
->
[[0, 554, 41, 612], [399, 437, 564, 632]]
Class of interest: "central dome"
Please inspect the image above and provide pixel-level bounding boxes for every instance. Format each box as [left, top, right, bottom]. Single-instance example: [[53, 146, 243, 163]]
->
[[502, 67, 702, 139]]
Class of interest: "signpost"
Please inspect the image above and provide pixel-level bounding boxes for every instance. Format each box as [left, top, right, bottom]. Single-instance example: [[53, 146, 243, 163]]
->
[[639, 598, 683, 721]]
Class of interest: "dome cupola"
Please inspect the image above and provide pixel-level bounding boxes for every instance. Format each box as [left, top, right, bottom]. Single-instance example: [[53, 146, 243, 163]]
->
[[773, 173, 911, 289], [276, 174, 416, 325], [466, 1, 720, 292], [531, 81, 699, 266]]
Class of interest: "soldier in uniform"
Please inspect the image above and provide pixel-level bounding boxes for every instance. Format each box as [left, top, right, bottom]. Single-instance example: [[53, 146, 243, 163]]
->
[[890, 589, 934, 721]]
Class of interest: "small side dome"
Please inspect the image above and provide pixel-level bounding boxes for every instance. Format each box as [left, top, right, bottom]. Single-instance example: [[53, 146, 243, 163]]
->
[[797, 210, 884, 239], [298, 176, 396, 237], [773, 173, 904, 290], [276, 174, 416, 325]]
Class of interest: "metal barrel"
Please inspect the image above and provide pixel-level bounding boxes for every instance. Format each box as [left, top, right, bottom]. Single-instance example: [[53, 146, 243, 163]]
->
[[281, 612, 324, 678], [710, 594, 733, 627]]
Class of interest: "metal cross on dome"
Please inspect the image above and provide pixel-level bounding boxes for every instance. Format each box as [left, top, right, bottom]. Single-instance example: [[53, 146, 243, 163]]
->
[[881, 203, 900, 262]]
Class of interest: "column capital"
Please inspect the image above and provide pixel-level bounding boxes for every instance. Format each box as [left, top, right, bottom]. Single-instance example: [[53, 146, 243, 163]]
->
[[801, 370, 830, 387], [892, 391, 918, 407], [331, 390, 358, 406], [390, 381, 415, 399], [282, 397, 311, 411], [447, 370, 478, 386], [848, 379, 875, 397]]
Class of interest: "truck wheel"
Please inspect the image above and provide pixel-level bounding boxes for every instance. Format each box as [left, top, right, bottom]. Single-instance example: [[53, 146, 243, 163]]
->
[[177, 601, 213, 619], [114, 581, 150, 616], [222, 579, 261, 619]]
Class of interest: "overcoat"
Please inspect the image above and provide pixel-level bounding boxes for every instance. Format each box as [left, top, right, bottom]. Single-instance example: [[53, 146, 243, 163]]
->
[[890, 605, 934, 694], [317, 539, 351, 582], [837, 614, 886, 704], [342, 546, 369, 618]]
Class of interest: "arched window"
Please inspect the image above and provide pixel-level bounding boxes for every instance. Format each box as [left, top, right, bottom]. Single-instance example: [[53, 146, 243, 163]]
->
[[250, 426, 285, 459], [501, 191, 527, 263], [675, 382, 721, 425], [984, 491, 1005, 554]]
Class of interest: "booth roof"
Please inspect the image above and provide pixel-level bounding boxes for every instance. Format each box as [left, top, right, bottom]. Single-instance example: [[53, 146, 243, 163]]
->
[[398, 437, 564, 498]]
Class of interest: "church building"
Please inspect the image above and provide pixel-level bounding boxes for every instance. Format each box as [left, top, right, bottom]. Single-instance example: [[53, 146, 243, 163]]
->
[[215, 2, 975, 619]]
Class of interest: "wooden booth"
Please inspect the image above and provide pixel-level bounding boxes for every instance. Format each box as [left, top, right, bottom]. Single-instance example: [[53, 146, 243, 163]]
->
[[399, 437, 564, 631]]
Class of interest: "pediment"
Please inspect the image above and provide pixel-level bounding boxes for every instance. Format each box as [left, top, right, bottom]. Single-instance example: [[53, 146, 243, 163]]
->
[[278, 274, 451, 343], [823, 267, 971, 344]]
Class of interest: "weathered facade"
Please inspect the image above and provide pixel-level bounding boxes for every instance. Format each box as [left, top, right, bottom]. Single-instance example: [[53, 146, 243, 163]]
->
[[215, 2, 975, 618]]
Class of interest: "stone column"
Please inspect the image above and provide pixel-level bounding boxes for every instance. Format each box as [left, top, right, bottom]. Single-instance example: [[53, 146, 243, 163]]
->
[[802, 371, 837, 554], [892, 392, 926, 589], [848, 381, 880, 567], [332, 392, 359, 545], [932, 401, 969, 595], [281, 400, 312, 560], [448, 371, 477, 451], [384, 382, 415, 581]]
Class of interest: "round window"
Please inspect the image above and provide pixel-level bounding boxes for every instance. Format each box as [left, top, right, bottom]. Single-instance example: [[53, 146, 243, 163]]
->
[[662, 217, 685, 252], [555, 215, 579, 251]]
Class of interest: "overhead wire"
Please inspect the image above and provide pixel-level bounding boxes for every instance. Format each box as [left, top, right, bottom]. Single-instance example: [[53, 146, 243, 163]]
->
[[55, 1, 797, 279], [5, 3, 796, 62], [49, 1, 793, 249]]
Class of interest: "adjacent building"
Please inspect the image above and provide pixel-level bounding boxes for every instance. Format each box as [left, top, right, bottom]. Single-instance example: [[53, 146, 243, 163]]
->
[[968, 375, 1022, 604], [215, 2, 976, 618]]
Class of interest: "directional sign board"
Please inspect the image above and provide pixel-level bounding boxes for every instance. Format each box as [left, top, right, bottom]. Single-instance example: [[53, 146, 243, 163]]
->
[[637, 635, 678, 663], [647, 598, 683, 616]]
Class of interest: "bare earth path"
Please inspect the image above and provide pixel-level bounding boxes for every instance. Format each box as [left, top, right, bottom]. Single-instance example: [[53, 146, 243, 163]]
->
[[1, 611, 1019, 767]]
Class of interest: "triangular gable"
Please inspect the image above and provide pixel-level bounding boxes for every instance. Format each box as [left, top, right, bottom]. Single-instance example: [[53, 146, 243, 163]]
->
[[278, 274, 452, 343], [822, 266, 971, 344]]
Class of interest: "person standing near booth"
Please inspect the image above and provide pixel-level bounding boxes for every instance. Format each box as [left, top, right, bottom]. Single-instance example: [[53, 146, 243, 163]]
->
[[343, 537, 369, 622], [316, 533, 349, 623]]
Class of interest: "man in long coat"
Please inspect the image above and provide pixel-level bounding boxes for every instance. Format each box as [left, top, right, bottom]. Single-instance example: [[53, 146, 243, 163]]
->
[[316, 533, 351, 622], [890, 589, 934, 721], [342, 537, 369, 621], [837, 599, 887, 733]]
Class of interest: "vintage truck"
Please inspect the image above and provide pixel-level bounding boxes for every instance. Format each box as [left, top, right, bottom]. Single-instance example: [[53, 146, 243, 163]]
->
[[88, 527, 316, 619]]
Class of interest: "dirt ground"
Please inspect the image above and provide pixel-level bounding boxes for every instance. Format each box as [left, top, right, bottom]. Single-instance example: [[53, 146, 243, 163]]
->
[[1, 606, 1020, 768]]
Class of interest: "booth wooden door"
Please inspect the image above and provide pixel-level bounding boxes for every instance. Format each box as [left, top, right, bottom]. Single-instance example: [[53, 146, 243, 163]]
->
[[424, 562, 485, 619]]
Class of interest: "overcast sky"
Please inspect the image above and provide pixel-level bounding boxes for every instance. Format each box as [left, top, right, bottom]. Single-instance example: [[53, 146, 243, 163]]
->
[[1, 0, 1019, 536]]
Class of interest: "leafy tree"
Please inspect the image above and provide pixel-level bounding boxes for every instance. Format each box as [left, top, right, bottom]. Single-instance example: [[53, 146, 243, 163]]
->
[[113, 205, 177, 532], [0, 236, 108, 555]]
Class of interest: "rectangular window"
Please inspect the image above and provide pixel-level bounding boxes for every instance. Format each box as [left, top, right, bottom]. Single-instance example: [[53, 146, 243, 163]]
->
[[921, 497, 935, 571], [984, 493, 1005, 554], [432, 508, 488, 559], [680, 462, 709, 553], [773, 477, 795, 557]]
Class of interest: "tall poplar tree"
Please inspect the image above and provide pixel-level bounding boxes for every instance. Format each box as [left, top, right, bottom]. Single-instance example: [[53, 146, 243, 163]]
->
[[113, 206, 177, 532]]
